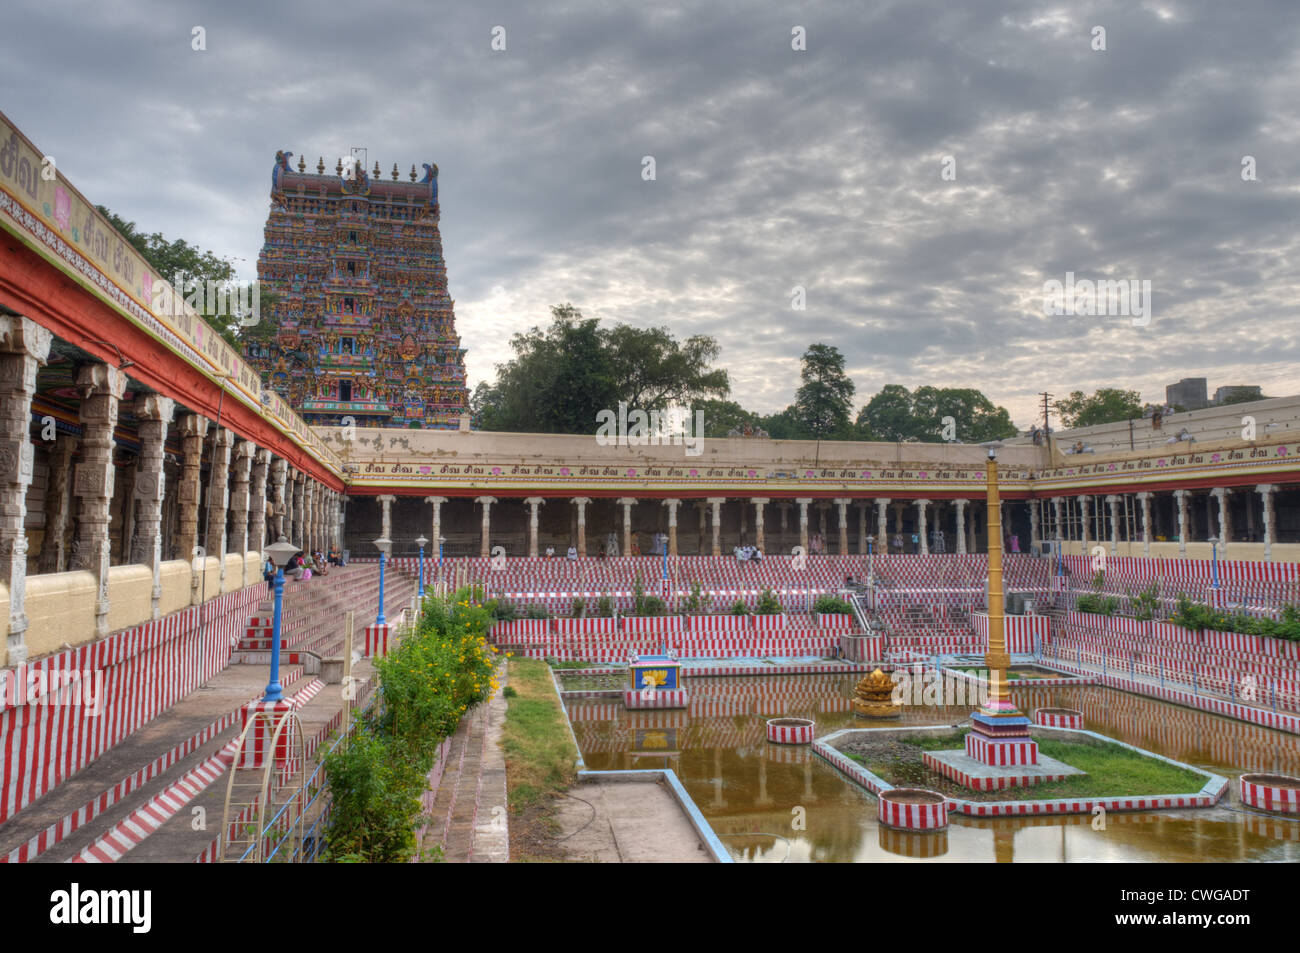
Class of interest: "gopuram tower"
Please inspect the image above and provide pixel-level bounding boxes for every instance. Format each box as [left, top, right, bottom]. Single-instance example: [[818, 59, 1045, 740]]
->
[[245, 151, 470, 429]]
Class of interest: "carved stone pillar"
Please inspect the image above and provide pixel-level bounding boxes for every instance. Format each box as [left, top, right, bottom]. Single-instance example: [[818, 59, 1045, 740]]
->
[[37, 433, 78, 574], [425, 496, 447, 557], [857, 502, 868, 555], [71, 363, 126, 638], [525, 497, 545, 558], [915, 499, 930, 555], [0, 316, 52, 667], [269, 456, 288, 542], [1079, 495, 1091, 553], [1105, 494, 1120, 556], [476, 496, 497, 557], [129, 395, 174, 618], [377, 494, 395, 542], [834, 498, 850, 555], [617, 497, 637, 556], [1173, 489, 1188, 556], [796, 498, 811, 552], [229, 441, 253, 563], [664, 499, 681, 556], [1051, 496, 1063, 546], [572, 497, 590, 556], [1257, 485, 1277, 561], [875, 498, 889, 552], [205, 428, 234, 584], [1137, 491, 1153, 557], [1029, 499, 1041, 552], [249, 448, 270, 553], [707, 497, 725, 556], [176, 414, 209, 567], [751, 498, 768, 552], [954, 499, 968, 554], [1211, 487, 1231, 554], [291, 472, 305, 549]]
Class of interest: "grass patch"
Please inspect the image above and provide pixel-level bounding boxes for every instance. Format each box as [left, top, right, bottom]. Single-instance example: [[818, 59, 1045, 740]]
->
[[546, 658, 604, 669], [502, 659, 579, 814], [847, 730, 1207, 801]]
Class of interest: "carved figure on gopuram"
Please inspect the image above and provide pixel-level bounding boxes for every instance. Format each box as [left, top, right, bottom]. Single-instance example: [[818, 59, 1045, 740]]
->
[[245, 150, 471, 428]]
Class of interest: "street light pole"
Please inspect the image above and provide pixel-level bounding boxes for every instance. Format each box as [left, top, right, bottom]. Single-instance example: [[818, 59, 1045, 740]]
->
[[416, 535, 429, 598], [375, 537, 392, 625], [263, 536, 299, 703]]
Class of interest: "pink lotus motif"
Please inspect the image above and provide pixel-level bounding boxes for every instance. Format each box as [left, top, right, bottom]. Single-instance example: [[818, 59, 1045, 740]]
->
[[861, 470, 871, 478], [1067, 469, 1075, 475], [1157, 459, 1166, 466], [1108, 464, 1116, 471], [491, 467, 502, 476], [918, 471, 927, 479], [627, 468, 636, 477], [690, 469, 699, 477], [805, 470, 815, 477], [560, 467, 570, 476], [54, 187, 71, 230], [419, 466, 430, 474], [747, 469, 756, 477], [1211, 453, 1221, 462], [1279, 447, 1289, 456]]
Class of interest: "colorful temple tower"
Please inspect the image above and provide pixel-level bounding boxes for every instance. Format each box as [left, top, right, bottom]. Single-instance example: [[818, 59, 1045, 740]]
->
[[244, 151, 470, 428]]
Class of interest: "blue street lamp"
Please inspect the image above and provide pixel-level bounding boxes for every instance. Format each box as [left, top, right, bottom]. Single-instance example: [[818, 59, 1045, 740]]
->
[[375, 536, 392, 625], [263, 536, 299, 702], [416, 535, 429, 597], [1209, 535, 1220, 589]]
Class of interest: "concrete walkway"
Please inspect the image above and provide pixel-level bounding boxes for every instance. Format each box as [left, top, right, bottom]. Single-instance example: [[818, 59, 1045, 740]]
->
[[417, 665, 509, 863], [552, 779, 712, 862]]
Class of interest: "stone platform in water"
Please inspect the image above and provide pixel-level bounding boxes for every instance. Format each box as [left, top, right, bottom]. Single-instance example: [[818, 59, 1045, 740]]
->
[[923, 749, 1086, 792]]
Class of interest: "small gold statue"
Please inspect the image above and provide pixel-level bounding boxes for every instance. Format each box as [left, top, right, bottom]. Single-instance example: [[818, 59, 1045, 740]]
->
[[853, 668, 902, 719]]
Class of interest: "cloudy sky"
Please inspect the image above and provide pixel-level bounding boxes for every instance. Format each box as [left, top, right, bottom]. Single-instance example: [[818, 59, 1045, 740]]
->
[[4, 0, 1298, 427]]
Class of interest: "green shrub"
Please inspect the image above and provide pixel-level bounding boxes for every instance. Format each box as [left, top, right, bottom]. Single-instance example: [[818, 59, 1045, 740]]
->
[[813, 595, 853, 615], [524, 602, 552, 620], [570, 597, 586, 618], [322, 586, 499, 863], [755, 588, 782, 615], [729, 599, 751, 616], [681, 582, 711, 614], [595, 595, 614, 618]]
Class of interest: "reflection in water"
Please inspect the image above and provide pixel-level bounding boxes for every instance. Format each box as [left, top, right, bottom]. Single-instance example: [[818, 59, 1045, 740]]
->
[[567, 674, 1300, 862]]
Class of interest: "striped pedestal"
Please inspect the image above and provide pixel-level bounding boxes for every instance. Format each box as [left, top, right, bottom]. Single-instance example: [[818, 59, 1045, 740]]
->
[[878, 789, 948, 832], [623, 689, 689, 710], [965, 733, 1039, 766], [1239, 773, 1300, 814], [766, 718, 816, 745], [878, 825, 948, 858], [364, 623, 390, 657], [1034, 708, 1084, 730], [238, 700, 295, 769]]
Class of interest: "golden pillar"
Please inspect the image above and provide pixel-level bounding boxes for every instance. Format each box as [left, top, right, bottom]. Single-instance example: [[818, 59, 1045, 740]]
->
[[982, 453, 1012, 711]]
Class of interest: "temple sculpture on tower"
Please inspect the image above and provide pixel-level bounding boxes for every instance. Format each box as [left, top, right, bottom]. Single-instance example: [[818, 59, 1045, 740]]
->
[[244, 150, 470, 429]]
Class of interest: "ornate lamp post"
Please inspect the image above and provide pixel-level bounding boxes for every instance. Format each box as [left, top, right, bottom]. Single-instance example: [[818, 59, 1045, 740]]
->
[[263, 536, 299, 703], [374, 536, 392, 626], [1208, 535, 1220, 590], [415, 535, 429, 596]]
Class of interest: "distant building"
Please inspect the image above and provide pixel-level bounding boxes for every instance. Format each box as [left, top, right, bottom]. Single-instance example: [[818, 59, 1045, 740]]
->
[[245, 151, 470, 428], [1214, 385, 1263, 405], [1166, 378, 1208, 411]]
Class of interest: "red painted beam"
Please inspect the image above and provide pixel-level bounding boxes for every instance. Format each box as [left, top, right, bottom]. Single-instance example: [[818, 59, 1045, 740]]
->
[[0, 235, 343, 490]]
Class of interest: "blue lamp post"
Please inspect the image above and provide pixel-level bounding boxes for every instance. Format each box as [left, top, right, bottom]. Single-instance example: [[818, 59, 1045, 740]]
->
[[263, 537, 299, 702], [375, 537, 392, 625], [415, 535, 429, 598], [1209, 535, 1220, 589]]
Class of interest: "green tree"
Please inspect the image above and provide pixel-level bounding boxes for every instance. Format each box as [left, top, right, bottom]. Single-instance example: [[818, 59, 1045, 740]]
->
[[791, 343, 855, 439], [98, 205, 252, 348], [696, 398, 763, 437], [856, 385, 1017, 443], [473, 305, 617, 434], [856, 384, 914, 441], [1219, 390, 1270, 406], [1055, 388, 1143, 427], [605, 324, 729, 409]]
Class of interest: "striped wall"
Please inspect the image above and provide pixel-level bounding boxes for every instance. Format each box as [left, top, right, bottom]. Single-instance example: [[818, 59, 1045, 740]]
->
[[0, 583, 264, 824]]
